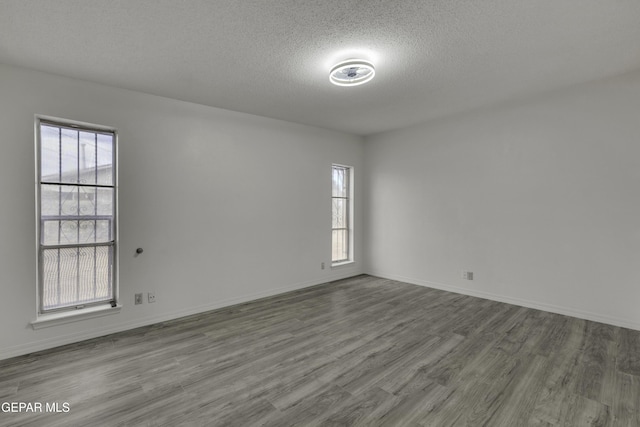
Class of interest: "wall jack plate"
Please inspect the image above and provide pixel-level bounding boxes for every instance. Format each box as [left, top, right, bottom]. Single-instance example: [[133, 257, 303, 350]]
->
[[148, 292, 156, 303], [135, 293, 143, 305], [462, 271, 474, 280]]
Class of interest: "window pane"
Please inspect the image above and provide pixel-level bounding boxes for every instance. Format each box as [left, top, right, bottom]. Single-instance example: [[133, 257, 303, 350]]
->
[[96, 187, 114, 216], [41, 125, 61, 182], [78, 131, 97, 185], [96, 133, 114, 186], [95, 219, 112, 242], [332, 198, 347, 229], [332, 166, 348, 198], [332, 229, 348, 262], [41, 185, 113, 218], [41, 184, 78, 216], [41, 184, 61, 217], [78, 246, 111, 302], [42, 220, 60, 246], [42, 220, 87, 246], [60, 128, 79, 184], [60, 185, 79, 216], [41, 246, 113, 311]]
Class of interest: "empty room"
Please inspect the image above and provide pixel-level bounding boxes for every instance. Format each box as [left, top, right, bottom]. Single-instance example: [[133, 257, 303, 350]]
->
[[1, 1, 639, 426]]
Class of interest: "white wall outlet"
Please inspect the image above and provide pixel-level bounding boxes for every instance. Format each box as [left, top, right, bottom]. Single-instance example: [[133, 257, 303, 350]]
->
[[148, 292, 156, 303], [462, 271, 474, 280], [135, 293, 143, 305], [321, 262, 325, 270]]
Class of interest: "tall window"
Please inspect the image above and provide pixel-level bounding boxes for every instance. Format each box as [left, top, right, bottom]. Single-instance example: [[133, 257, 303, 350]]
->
[[37, 118, 117, 314], [332, 164, 352, 264]]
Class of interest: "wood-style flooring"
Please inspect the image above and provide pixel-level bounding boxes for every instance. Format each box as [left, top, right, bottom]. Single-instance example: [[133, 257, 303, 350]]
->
[[1, 275, 639, 426]]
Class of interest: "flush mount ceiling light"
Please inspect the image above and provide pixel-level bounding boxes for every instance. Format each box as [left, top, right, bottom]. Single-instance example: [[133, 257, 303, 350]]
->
[[329, 59, 375, 87]]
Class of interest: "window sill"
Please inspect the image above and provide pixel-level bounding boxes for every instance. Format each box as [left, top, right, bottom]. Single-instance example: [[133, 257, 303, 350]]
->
[[31, 304, 122, 330], [331, 260, 355, 269]]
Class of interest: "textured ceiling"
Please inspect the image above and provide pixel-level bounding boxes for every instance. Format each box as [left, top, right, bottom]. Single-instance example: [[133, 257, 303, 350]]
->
[[1, 0, 640, 135]]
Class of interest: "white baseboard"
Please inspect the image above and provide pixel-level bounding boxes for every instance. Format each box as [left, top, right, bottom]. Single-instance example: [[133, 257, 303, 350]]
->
[[0, 269, 361, 361], [368, 270, 640, 332]]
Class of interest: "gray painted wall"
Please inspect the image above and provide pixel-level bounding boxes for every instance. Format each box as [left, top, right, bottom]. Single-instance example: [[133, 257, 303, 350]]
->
[[364, 70, 640, 329]]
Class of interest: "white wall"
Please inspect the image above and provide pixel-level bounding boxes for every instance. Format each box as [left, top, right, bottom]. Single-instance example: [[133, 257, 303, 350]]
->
[[365, 70, 640, 330], [0, 63, 364, 360]]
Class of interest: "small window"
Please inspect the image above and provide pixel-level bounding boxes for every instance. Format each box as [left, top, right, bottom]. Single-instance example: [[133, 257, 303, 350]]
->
[[332, 164, 352, 264], [36, 118, 117, 314]]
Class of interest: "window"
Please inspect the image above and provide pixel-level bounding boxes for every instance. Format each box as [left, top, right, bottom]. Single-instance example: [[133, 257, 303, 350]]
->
[[332, 164, 352, 264], [36, 118, 117, 314]]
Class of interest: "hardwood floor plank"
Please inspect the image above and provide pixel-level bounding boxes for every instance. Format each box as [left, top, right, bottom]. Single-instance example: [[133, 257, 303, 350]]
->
[[574, 337, 617, 402], [307, 386, 398, 426], [607, 372, 640, 426], [263, 384, 352, 427], [375, 381, 452, 426], [425, 329, 498, 386], [529, 343, 582, 425], [558, 394, 612, 427], [377, 334, 464, 396], [480, 354, 551, 426], [618, 327, 640, 376], [340, 335, 442, 396], [493, 308, 551, 355]]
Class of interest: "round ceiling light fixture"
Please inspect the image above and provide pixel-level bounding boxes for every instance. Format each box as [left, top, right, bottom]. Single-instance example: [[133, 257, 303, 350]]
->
[[329, 59, 375, 87]]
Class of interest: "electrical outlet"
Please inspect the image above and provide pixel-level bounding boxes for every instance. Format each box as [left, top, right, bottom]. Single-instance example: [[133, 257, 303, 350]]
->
[[461, 271, 474, 280], [135, 293, 143, 305], [148, 292, 156, 303], [321, 262, 325, 270]]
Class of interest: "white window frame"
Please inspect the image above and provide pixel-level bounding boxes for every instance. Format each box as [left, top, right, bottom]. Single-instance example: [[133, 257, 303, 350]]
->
[[34, 116, 119, 325], [331, 163, 354, 266]]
